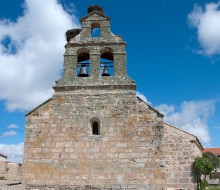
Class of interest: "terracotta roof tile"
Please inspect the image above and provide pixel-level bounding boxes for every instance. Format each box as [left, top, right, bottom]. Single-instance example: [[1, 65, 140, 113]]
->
[[203, 148, 220, 155]]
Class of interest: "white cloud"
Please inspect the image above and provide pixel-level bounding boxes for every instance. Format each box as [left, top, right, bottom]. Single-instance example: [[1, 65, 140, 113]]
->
[[136, 91, 151, 104], [63, 2, 78, 16], [7, 124, 19, 129], [0, 143, 24, 163], [156, 100, 215, 145], [0, 0, 80, 111], [0, 130, 17, 137], [188, 1, 220, 55], [156, 104, 175, 116]]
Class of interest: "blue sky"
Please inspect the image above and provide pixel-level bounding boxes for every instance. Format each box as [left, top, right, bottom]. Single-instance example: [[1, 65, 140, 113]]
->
[[0, 0, 220, 162]]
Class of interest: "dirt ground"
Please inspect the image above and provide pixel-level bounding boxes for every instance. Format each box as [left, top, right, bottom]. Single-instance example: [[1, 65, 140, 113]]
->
[[0, 180, 25, 190]]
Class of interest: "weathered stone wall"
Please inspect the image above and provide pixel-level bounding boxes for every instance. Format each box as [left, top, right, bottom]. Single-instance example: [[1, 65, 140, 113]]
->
[[56, 12, 134, 88], [80, 11, 114, 42], [164, 124, 202, 190], [0, 161, 22, 181], [6, 162, 22, 181], [0, 161, 7, 178], [0, 156, 7, 162], [58, 42, 132, 87], [23, 90, 167, 189], [23, 91, 202, 190]]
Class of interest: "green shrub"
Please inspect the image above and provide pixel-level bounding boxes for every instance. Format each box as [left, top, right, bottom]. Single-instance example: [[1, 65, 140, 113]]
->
[[193, 157, 214, 177], [203, 152, 220, 169]]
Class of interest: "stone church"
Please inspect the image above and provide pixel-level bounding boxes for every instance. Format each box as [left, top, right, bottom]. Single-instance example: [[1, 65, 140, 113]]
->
[[23, 6, 203, 190]]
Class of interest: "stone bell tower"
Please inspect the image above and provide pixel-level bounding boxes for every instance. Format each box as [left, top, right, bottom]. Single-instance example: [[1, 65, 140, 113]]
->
[[23, 5, 202, 190], [54, 5, 136, 91]]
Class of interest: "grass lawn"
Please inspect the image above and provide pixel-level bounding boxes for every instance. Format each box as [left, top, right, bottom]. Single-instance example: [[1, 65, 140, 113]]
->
[[206, 185, 220, 190]]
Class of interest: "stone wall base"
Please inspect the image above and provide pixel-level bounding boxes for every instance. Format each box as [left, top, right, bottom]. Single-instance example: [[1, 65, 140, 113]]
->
[[25, 184, 167, 190]]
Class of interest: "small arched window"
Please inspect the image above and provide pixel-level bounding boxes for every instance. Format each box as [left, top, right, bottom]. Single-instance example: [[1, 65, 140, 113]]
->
[[77, 48, 90, 77], [100, 47, 114, 76], [90, 118, 100, 135], [92, 122, 99, 135], [91, 23, 101, 38]]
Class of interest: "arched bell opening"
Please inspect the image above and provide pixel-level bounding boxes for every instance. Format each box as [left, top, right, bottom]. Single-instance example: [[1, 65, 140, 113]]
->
[[100, 47, 114, 77], [91, 22, 101, 38], [77, 48, 90, 77], [90, 118, 100, 135]]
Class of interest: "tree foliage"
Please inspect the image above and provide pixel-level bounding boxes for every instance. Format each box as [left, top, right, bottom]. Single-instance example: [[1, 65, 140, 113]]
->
[[203, 152, 220, 169], [193, 152, 220, 190], [193, 157, 214, 177]]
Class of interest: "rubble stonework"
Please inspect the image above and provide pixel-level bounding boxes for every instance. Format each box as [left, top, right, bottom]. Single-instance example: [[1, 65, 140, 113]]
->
[[22, 5, 202, 190], [0, 154, 7, 179], [0, 154, 22, 181], [6, 162, 22, 181]]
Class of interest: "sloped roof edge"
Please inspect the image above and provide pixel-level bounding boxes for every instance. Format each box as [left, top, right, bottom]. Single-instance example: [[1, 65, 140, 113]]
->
[[136, 95, 164, 118], [81, 10, 110, 22], [0, 153, 7, 158], [164, 122, 203, 150], [25, 98, 52, 116]]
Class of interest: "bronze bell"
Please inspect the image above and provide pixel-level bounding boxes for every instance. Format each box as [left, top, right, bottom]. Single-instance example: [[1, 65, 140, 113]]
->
[[78, 65, 89, 77], [102, 66, 110, 76]]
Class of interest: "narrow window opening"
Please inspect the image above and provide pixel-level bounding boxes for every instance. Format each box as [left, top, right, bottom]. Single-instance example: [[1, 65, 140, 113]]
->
[[92, 122, 100, 135], [91, 23, 101, 38]]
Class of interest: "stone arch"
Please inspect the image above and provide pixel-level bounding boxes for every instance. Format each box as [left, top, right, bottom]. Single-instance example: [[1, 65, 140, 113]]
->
[[100, 47, 114, 76], [77, 48, 90, 77], [91, 22, 101, 38]]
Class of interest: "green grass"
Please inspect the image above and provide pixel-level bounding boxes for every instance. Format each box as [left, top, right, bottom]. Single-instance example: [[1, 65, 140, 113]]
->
[[206, 185, 220, 190]]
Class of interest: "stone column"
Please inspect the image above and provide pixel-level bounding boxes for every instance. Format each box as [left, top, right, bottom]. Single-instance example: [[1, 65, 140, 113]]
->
[[90, 53, 100, 79]]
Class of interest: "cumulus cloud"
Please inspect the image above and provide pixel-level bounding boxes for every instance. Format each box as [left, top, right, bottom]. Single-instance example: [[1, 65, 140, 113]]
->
[[188, 1, 220, 55], [156, 100, 215, 145], [136, 91, 151, 104], [7, 124, 19, 129], [0, 130, 17, 137], [0, 0, 79, 111], [0, 143, 24, 163]]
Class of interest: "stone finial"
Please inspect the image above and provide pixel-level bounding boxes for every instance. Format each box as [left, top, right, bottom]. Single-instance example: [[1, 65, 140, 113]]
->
[[88, 5, 104, 13], [65, 29, 82, 42]]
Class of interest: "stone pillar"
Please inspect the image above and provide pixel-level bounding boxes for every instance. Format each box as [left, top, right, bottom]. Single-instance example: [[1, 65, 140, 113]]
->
[[80, 26, 91, 41], [114, 52, 127, 77], [101, 21, 112, 40], [90, 53, 100, 78], [63, 55, 77, 81]]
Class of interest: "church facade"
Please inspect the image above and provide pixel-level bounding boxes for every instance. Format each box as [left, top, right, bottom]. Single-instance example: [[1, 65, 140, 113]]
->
[[22, 6, 202, 190]]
